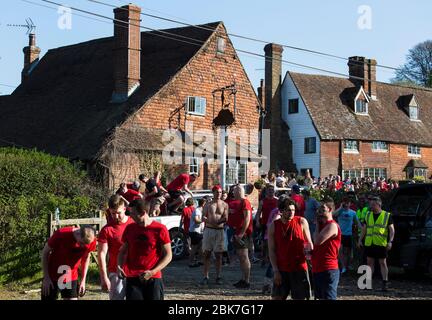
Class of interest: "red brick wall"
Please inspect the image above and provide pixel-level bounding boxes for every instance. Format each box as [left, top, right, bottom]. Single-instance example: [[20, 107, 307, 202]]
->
[[114, 23, 260, 192], [389, 144, 432, 180], [342, 141, 391, 171], [320, 141, 340, 177]]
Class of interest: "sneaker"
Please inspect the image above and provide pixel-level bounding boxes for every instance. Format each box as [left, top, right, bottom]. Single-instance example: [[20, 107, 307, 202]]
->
[[250, 257, 260, 264], [261, 284, 271, 294], [233, 279, 244, 287], [200, 277, 209, 285], [381, 280, 388, 292], [215, 277, 223, 285], [235, 280, 251, 289]]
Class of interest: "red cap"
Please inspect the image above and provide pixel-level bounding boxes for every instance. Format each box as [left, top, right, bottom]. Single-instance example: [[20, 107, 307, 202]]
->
[[212, 185, 222, 192]]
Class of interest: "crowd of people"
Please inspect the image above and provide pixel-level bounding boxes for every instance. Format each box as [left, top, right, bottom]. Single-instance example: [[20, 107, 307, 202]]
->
[[40, 170, 396, 301]]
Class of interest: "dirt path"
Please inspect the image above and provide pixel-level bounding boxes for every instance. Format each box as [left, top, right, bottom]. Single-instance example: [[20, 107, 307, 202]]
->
[[1, 258, 431, 300]]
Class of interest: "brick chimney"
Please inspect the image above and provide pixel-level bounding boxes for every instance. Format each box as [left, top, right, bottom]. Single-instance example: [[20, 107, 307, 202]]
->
[[348, 56, 377, 100], [111, 4, 141, 103], [22, 33, 41, 82]]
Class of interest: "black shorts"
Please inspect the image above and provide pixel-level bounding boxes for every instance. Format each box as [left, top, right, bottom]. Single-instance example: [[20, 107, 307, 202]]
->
[[232, 234, 252, 250], [126, 277, 164, 300], [272, 270, 311, 300], [168, 190, 182, 200], [365, 245, 388, 259], [190, 232, 203, 245], [41, 280, 79, 300], [341, 235, 353, 248]]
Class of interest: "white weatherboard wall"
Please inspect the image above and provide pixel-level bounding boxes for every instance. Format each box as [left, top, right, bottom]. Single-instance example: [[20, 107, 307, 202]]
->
[[281, 72, 320, 177]]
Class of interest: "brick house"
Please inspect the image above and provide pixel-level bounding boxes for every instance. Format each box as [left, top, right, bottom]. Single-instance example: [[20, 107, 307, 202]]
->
[[263, 44, 432, 181], [0, 4, 262, 194]]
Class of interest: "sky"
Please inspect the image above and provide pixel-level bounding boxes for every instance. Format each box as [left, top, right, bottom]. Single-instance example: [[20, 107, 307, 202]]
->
[[1, 0, 431, 95]]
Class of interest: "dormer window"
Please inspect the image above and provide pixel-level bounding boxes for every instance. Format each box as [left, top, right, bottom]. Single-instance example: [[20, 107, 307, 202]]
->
[[409, 105, 419, 120], [399, 94, 420, 121], [354, 86, 369, 115]]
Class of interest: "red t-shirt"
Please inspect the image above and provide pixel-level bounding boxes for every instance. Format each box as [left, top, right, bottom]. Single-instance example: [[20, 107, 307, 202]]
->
[[291, 194, 305, 217], [260, 197, 278, 226], [167, 174, 190, 192], [47, 227, 96, 282], [228, 198, 253, 236], [98, 217, 134, 273], [335, 181, 343, 191], [273, 217, 307, 272], [312, 220, 341, 273], [120, 189, 142, 203], [121, 221, 171, 278], [181, 206, 194, 235]]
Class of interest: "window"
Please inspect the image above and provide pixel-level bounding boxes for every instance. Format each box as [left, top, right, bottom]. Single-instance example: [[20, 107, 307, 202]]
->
[[344, 140, 359, 152], [186, 97, 206, 116], [408, 144, 421, 156], [288, 99, 299, 114], [409, 106, 419, 120], [342, 169, 361, 179], [372, 141, 388, 151], [189, 157, 200, 175], [226, 160, 247, 185], [407, 167, 428, 179], [216, 37, 225, 54], [300, 168, 313, 176], [304, 137, 316, 154], [363, 168, 387, 180], [355, 99, 368, 114]]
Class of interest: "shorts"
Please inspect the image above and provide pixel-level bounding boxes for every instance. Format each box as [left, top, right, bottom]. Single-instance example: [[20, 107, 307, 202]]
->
[[189, 231, 203, 246], [272, 270, 311, 300], [232, 234, 252, 251], [365, 245, 388, 259], [151, 196, 166, 207], [109, 272, 126, 300], [168, 190, 182, 201], [202, 227, 225, 253], [125, 277, 164, 300], [313, 269, 340, 300], [41, 279, 78, 300], [341, 235, 353, 248]]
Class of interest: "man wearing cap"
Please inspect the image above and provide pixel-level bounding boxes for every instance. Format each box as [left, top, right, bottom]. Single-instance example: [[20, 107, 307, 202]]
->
[[98, 195, 134, 300], [117, 199, 172, 300], [201, 185, 228, 285], [166, 173, 197, 213], [358, 196, 395, 291], [290, 185, 305, 217]]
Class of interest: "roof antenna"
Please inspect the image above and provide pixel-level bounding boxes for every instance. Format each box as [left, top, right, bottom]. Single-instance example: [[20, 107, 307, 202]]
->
[[7, 18, 36, 35]]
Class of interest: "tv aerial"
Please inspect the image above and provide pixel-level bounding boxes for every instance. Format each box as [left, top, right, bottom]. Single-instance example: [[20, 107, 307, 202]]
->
[[7, 18, 36, 34]]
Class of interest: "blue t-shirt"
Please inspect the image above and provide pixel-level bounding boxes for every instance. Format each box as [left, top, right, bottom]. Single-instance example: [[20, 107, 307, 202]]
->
[[336, 209, 358, 236], [305, 198, 320, 225]]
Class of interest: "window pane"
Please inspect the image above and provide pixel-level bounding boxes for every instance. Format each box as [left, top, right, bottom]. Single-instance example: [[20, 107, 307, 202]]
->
[[410, 107, 418, 120]]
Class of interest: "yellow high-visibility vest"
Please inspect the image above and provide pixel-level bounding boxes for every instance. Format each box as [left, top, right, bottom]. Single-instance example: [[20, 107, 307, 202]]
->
[[365, 210, 391, 247]]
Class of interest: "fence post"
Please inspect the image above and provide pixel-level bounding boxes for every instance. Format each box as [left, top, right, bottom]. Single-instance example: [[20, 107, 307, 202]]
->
[[47, 213, 53, 238]]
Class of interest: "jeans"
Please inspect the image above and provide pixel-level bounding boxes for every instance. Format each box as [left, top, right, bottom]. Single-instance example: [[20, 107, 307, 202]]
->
[[313, 269, 340, 300]]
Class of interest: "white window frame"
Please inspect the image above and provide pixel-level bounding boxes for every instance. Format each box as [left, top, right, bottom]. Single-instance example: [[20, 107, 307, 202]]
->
[[408, 144, 421, 157], [216, 37, 225, 54], [409, 106, 419, 121], [189, 157, 200, 175], [354, 86, 370, 115], [363, 168, 387, 180], [344, 140, 359, 153], [342, 169, 362, 179], [372, 141, 388, 152], [186, 96, 206, 116], [226, 160, 247, 185]]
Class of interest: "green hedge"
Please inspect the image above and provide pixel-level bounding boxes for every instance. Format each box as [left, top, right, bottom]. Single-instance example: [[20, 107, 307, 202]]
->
[[0, 148, 106, 284]]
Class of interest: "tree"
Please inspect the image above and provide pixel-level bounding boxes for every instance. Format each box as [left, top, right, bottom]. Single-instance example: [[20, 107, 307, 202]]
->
[[392, 40, 432, 88]]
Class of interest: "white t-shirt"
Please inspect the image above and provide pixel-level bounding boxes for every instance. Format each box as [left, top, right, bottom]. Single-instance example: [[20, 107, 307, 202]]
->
[[189, 207, 204, 234]]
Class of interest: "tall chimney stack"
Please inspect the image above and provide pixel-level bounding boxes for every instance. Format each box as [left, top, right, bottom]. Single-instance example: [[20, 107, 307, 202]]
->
[[348, 56, 377, 100], [111, 4, 141, 103], [22, 33, 41, 82]]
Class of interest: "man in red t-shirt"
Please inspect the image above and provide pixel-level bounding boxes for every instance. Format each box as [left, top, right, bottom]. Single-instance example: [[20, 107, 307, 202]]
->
[[117, 199, 172, 300], [231, 184, 253, 289], [180, 197, 195, 256], [98, 195, 134, 300], [268, 198, 313, 300], [312, 197, 341, 300], [117, 182, 143, 204], [255, 184, 278, 265], [166, 173, 197, 213], [41, 226, 96, 300], [290, 185, 305, 217]]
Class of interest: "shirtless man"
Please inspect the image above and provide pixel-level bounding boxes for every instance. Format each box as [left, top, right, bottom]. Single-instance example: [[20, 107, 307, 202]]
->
[[201, 185, 229, 285]]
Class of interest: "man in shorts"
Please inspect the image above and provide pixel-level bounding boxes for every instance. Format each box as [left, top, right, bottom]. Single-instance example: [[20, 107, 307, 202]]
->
[[268, 198, 313, 300], [98, 195, 134, 300], [145, 171, 167, 217], [201, 185, 228, 285], [166, 173, 197, 213], [41, 225, 96, 300]]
